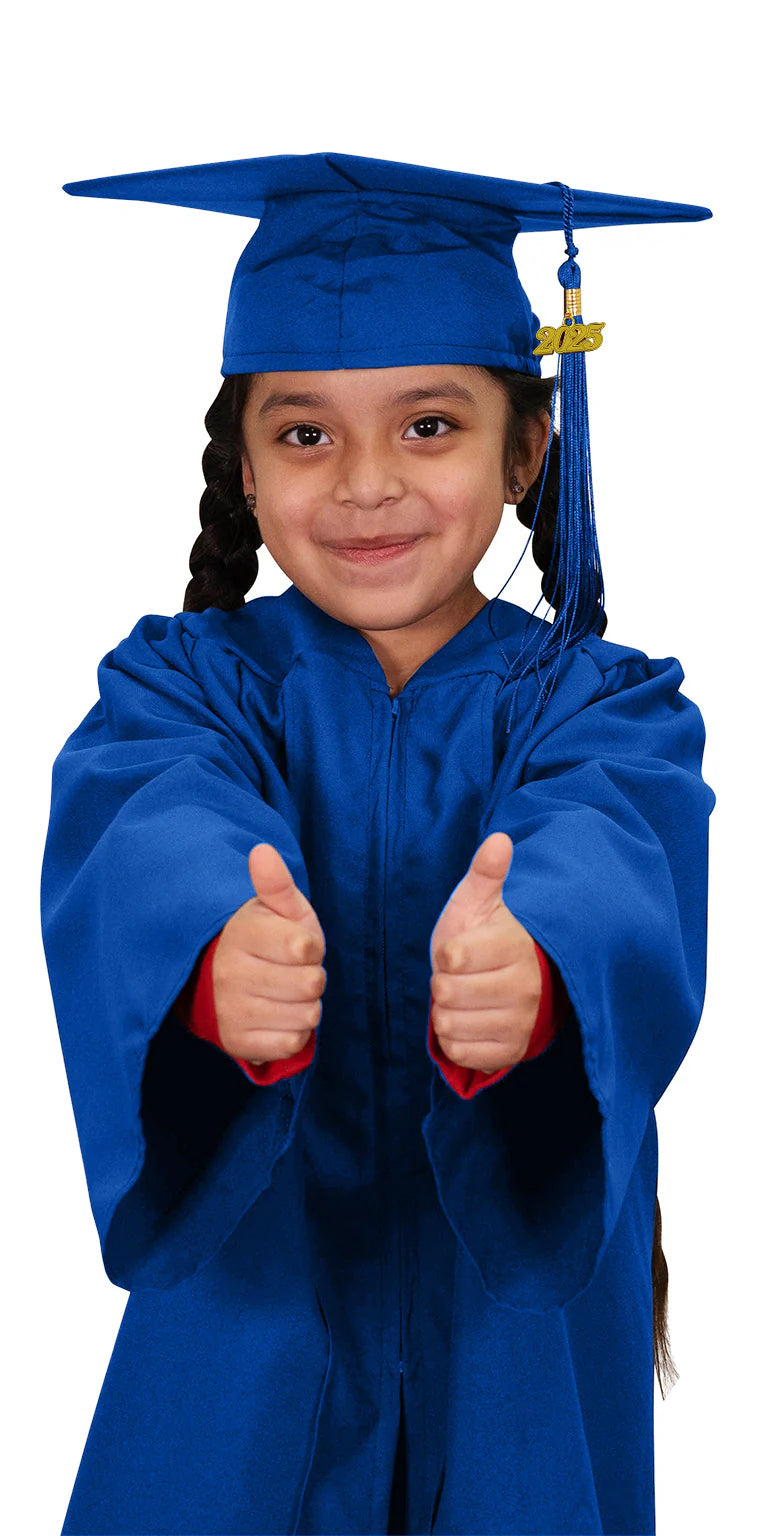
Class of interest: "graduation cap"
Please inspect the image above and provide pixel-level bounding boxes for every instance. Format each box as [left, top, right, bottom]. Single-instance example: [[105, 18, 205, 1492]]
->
[[62, 151, 711, 708]]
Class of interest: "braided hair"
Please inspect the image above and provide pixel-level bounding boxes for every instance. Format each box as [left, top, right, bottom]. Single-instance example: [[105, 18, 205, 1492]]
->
[[182, 367, 676, 1397], [183, 372, 261, 614]]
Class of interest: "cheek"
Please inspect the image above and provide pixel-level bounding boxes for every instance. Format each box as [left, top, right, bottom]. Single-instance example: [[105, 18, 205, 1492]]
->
[[426, 464, 501, 528], [251, 491, 316, 546]]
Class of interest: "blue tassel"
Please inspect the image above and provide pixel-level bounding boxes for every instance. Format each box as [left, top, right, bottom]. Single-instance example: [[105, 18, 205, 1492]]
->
[[490, 184, 606, 736]]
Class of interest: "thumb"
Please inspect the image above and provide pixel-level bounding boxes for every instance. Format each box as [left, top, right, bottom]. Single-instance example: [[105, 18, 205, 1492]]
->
[[247, 843, 318, 930], [472, 830, 514, 881], [456, 831, 514, 918]]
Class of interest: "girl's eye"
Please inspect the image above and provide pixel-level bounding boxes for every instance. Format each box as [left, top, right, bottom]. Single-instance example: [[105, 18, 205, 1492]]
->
[[403, 415, 455, 440], [278, 424, 332, 448], [277, 415, 456, 449]]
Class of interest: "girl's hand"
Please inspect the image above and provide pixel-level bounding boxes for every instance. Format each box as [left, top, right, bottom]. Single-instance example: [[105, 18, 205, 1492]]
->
[[213, 844, 327, 1066], [429, 832, 541, 1075]]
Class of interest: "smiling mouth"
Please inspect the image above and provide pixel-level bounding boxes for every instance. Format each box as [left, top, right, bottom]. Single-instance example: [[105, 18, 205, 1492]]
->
[[326, 535, 423, 549], [327, 537, 423, 565]]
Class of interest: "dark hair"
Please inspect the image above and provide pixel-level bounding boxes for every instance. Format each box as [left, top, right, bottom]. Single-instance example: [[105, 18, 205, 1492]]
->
[[183, 367, 677, 1398]]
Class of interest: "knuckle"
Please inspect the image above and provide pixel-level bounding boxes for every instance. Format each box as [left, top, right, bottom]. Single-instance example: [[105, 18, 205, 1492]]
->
[[273, 1033, 300, 1057], [303, 965, 326, 998]]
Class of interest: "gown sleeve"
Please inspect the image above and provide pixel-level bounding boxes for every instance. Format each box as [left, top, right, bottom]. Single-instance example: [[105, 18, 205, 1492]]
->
[[421, 644, 716, 1312], [39, 612, 317, 1292]]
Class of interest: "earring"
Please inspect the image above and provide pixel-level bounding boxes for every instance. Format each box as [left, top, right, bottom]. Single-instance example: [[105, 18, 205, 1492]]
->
[[510, 476, 525, 496], [245, 493, 256, 512]]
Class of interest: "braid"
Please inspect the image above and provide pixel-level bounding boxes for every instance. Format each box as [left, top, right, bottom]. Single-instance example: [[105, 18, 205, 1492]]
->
[[183, 373, 263, 613], [480, 365, 608, 640], [481, 364, 674, 1395]]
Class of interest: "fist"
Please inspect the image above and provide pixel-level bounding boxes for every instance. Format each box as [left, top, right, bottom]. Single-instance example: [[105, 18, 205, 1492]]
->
[[429, 832, 542, 1075], [213, 844, 327, 1067]]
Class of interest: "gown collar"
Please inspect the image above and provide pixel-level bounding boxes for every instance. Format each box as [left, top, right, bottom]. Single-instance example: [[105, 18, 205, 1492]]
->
[[277, 582, 534, 695]]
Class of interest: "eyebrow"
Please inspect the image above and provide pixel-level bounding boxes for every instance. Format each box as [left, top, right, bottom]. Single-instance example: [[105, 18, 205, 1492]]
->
[[256, 381, 478, 418]]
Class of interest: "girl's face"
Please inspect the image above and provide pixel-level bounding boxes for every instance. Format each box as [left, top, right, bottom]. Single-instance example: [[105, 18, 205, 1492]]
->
[[239, 364, 547, 681]]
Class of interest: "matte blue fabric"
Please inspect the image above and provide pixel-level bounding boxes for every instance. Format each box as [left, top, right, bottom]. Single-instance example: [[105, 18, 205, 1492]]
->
[[40, 586, 715, 1535], [61, 150, 712, 376]]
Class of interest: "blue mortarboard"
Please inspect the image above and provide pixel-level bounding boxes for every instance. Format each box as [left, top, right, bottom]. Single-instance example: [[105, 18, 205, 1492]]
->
[[62, 152, 711, 713]]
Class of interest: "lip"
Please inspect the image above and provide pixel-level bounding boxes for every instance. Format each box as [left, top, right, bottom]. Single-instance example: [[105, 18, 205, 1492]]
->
[[327, 537, 423, 565], [327, 534, 422, 549]]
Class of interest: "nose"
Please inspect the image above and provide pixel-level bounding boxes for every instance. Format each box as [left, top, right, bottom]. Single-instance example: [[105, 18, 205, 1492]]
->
[[333, 440, 406, 507]]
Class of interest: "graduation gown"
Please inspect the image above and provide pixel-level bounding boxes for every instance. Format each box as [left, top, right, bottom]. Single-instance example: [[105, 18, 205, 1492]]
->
[[39, 583, 716, 1536]]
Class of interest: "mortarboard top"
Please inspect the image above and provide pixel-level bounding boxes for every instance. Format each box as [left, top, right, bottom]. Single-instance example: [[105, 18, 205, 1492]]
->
[[62, 151, 711, 376], [61, 151, 712, 717]]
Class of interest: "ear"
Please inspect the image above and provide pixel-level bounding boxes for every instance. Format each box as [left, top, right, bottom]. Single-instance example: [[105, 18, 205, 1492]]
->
[[526, 411, 552, 482], [507, 411, 551, 501], [241, 452, 255, 500]]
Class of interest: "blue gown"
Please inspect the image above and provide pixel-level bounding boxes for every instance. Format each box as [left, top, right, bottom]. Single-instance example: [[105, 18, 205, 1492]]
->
[[39, 583, 716, 1536]]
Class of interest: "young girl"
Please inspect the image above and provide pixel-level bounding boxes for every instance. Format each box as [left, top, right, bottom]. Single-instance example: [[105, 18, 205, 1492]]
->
[[41, 151, 716, 1536]]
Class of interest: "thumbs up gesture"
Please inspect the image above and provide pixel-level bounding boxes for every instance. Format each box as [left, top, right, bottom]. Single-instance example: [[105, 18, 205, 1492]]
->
[[429, 832, 542, 1076], [213, 843, 327, 1067]]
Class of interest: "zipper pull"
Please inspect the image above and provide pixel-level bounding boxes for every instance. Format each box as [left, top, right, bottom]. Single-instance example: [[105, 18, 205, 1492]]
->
[[391, 695, 400, 717]]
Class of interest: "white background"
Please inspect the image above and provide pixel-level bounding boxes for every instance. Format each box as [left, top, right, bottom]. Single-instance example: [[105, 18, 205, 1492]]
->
[[3, 3, 764, 1533]]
